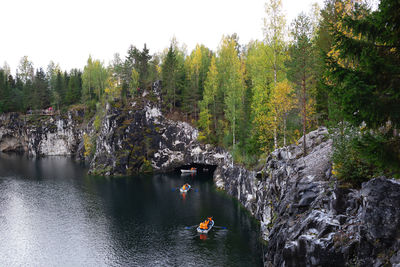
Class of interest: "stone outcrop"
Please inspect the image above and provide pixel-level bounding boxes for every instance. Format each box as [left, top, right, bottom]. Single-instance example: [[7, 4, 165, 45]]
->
[[210, 127, 400, 266], [88, 82, 230, 175], [0, 111, 83, 156]]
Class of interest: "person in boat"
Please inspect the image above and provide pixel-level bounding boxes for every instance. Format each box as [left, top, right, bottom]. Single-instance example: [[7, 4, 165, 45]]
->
[[199, 221, 208, 230], [199, 217, 212, 229], [182, 183, 189, 190]]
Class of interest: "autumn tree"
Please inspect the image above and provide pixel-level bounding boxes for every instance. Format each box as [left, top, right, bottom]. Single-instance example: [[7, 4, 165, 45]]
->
[[263, 0, 288, 149], [270, 80, 297, 146], [183, 44, 212, 120]]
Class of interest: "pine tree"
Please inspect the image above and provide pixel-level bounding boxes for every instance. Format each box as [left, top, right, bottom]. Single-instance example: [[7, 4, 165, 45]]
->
[[287, 13, 318, 155], [326, 0, 400, 128], [161, 45, 178, 112]]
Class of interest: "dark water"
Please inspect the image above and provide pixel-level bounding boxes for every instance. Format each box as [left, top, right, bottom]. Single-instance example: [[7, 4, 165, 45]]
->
[[0, 153, 263, 266]]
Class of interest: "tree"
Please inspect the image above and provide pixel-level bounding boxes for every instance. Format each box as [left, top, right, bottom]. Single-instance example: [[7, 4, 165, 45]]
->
[[270, 80, 297, 147], [139, 43, 152, 89], [287, 13, 318, 155], [326, 0, 400, 128], [183, 44, 212, 120], [199, 55, 219, 141], [32, 68, 50, 109], [17, 56, 34, 84], [161, 41, 186, 112], [124, 44, 152, 91], [66, 69, 82, 105], [161, 45, 178, 111], [130, 68, 139, 96], [263, 0, 288, 148], [246, 41, 274, 151], [82, 55, 108, 103], [217, 35, 245, 148]]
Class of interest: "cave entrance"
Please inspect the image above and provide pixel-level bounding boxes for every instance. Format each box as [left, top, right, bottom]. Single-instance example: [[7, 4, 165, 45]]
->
[[175, 163, 217, 177]]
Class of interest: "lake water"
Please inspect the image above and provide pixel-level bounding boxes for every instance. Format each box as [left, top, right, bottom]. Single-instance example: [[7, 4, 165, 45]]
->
[[0, 153, 263, 266]]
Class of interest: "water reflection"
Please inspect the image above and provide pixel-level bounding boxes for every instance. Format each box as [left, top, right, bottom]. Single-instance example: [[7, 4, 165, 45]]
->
[[0, 153, 262, 266]]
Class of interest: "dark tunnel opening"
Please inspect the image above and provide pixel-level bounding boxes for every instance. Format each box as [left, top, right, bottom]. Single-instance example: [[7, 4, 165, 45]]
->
[[174, 163, 218, 177]]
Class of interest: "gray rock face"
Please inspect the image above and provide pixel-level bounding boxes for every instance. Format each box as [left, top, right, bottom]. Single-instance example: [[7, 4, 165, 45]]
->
[[0, 111, 83, 156], [214, 127, 400, 267], [88, 88, 400, 265]]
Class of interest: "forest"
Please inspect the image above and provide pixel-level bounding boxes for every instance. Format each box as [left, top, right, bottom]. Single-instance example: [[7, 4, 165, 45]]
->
[[0, 0, 399, 185]]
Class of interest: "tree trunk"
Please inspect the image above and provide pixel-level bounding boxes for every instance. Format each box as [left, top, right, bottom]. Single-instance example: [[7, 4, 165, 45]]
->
[[302, 78, 307, 156], [283, 114, 287, 147], [233, 105, 236, 148], [274, 114, 278, 149], [213, 99, 217, 133]]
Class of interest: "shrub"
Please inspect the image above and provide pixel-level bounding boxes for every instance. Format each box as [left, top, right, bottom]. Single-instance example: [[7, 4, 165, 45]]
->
[[140, 159, 153, 173]]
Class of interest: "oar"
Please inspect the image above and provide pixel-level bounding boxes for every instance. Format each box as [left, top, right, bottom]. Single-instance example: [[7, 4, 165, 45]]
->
[[214, 226, 228, 229], [185, 225, 199, 229]]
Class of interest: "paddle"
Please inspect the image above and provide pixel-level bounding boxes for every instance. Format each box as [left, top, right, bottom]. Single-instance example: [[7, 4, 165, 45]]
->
[[214, 226, 228, 230], [185, 225, 199, 229]]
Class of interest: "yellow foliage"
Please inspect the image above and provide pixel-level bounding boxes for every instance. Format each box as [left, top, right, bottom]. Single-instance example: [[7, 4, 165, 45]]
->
[[83, 133, 93, 157], [327, 0, 368, 69]]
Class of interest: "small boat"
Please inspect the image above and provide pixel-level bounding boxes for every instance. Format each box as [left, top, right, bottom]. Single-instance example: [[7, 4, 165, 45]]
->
[[180, 184, 191, 193], [197, 218, 214, 234], [180, 168, 197, 174]]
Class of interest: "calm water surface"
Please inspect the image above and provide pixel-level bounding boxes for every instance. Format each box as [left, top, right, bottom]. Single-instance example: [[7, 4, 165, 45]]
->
[[0, 153, 262, 266]]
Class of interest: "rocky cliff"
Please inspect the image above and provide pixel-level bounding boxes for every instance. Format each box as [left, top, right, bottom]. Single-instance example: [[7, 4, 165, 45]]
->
[[88, 84, 399, 265], [1, 82, 399, 266], [0, 111, 83, 156]]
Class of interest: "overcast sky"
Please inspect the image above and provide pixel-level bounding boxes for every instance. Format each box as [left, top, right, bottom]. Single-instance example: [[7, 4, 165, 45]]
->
[[0, 0, 324, 74]]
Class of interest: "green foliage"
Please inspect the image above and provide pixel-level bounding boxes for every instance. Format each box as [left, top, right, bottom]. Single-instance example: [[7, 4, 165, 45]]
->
[[325, 0, 400, 128], [160, 39, 187, 113], [332, 125, 400, 187], [331, 126, 374, 187], [352, 131, 400, 178], [139, 159, 153, 173], [217, 35, 246, 148], [94, 114, 102, 132], [182, 44, 212, 119], [82, 55, 108, 103]]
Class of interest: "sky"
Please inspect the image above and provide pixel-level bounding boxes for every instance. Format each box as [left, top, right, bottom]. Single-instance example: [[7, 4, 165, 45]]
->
[[0, 0, 324, 74]]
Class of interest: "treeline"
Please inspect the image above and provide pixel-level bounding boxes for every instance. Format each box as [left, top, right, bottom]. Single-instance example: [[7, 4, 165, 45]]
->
[[1, 0, 399, 177], [0, 58, 82, 113]]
